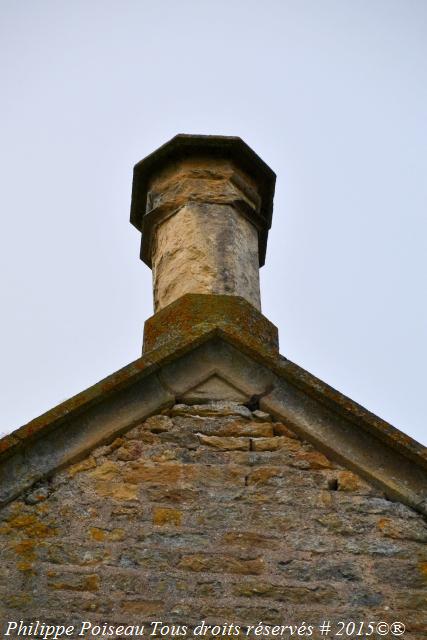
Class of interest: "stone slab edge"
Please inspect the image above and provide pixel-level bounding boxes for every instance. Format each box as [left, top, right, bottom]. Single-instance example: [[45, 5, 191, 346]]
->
[[275, 358, 427, 471]]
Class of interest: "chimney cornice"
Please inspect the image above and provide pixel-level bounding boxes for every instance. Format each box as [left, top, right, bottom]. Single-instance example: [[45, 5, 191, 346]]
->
[[130, 133, 276, 267]]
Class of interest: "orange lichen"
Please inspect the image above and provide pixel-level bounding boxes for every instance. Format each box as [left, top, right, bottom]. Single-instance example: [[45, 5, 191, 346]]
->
[[50, 574, 100, 592], [12, 539, 36, 560], [153, 507, 182, 526], [90, 527, 125, 542], [419, 561, 427, 579], [5, 513, 57, 538], [17, 561, 34, 572]]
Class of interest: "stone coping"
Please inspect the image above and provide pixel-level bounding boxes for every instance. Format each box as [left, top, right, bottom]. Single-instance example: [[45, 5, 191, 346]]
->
[[1, 296, 425, 483]]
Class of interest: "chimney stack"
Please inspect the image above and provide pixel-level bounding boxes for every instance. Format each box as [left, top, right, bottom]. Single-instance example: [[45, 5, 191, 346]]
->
[[130, 134, 278, 357]]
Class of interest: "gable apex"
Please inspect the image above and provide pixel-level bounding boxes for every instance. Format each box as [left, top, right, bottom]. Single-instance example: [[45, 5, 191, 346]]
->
[[1, 329, 426, 517]]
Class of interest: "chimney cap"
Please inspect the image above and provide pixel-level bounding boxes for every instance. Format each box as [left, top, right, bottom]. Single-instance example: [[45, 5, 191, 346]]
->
[[130, 134, 276, 266]]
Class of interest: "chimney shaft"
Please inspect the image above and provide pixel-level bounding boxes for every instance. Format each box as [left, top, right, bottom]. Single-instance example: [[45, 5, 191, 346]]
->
[[130, 135, 276, 314], [149, 158, 262, 311]]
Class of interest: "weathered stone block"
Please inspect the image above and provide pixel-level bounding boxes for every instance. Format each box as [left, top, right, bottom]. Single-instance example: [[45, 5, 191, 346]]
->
[[177, 553, 264, 575], [47, 571, 100, 592], [89, 527, 125, 542], [171, 402, 252, 419], [153, 507, 183, 526], [197, 434, 250, 451], [377, 516, 427, 542], [233, 581, 338, 603], [44, 541, 110, 566], [251, 436, 289, 451], [200, 419, 274, 438], [291, 450, 333, 469], [121, 599, 164, 614], [144, 415, 173, 433], [221, 531, 280, 549]]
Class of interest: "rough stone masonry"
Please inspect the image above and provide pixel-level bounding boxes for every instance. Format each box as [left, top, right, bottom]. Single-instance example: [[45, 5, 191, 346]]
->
[[0, 402, 426, 635]]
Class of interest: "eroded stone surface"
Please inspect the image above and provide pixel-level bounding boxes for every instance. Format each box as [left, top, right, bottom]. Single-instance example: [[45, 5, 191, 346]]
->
[[0, 405, 426, 634], [145, 157, 263, 312], [151, 203, 261, 312]]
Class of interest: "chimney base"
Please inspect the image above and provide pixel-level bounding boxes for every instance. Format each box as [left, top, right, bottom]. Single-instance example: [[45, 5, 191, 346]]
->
[[142, 294, 279, 361]]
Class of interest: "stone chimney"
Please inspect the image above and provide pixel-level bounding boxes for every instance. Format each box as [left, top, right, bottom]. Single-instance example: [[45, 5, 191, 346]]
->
[[130, 134, 278, 357]]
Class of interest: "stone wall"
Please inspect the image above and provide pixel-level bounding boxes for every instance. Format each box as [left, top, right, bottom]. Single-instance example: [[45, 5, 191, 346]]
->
[[0, 403, 426, 637]]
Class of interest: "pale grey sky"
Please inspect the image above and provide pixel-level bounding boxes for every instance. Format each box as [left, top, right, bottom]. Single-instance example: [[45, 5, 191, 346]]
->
[[0, 1, 426, 444]]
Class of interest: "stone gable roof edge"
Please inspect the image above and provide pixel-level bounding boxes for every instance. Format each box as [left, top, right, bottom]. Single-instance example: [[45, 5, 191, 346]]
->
[[1, 327, 426, 477]]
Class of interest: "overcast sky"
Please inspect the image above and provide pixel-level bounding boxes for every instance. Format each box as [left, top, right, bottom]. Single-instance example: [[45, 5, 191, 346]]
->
[[1, 1, 426, 445]]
